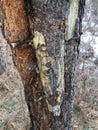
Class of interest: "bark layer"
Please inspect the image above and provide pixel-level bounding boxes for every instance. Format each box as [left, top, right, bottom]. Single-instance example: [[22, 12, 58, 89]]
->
[[0, 0, 29, 43]]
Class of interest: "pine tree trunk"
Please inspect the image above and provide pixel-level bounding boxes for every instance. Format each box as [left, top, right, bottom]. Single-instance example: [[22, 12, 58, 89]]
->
[[0, 0, 85, 130]]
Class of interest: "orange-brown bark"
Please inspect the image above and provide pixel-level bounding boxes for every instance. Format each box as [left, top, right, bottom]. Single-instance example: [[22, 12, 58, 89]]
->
[[13, 44, 53, 130], [0, 0, 29, 43]]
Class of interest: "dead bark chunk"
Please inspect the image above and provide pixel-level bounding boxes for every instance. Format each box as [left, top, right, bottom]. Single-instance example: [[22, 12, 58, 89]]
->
[[0, 0, 29, 43]]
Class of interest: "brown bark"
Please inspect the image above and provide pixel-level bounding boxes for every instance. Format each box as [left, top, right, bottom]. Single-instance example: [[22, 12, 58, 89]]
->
[[14, 44, 52, 130], [0, 0, 29, 43]]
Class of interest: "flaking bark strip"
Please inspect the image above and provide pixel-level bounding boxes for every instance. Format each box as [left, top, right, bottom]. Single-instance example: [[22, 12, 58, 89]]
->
[[32, 31, 65, 116], [66, 0, 79, 40]]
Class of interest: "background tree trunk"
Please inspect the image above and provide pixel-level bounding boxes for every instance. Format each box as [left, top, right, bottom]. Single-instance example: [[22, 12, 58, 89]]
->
[[0, 0, 85, 130]]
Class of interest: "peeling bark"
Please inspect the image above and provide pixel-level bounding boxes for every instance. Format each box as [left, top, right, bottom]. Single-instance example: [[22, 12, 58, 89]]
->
[[0, 0, 29, 43]]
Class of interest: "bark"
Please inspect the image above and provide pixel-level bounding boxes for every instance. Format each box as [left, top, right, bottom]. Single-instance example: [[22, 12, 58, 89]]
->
[[0, 0, 29, 43], [0, 0, 85, 130], [26, 1, 85, 130]]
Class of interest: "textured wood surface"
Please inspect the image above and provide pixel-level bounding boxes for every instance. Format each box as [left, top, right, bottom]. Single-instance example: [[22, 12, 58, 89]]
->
[[0, 0, 29, 42]]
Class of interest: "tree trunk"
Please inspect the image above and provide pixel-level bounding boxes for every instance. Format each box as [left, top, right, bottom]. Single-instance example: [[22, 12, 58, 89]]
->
[[0, 0, 85, 130]]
